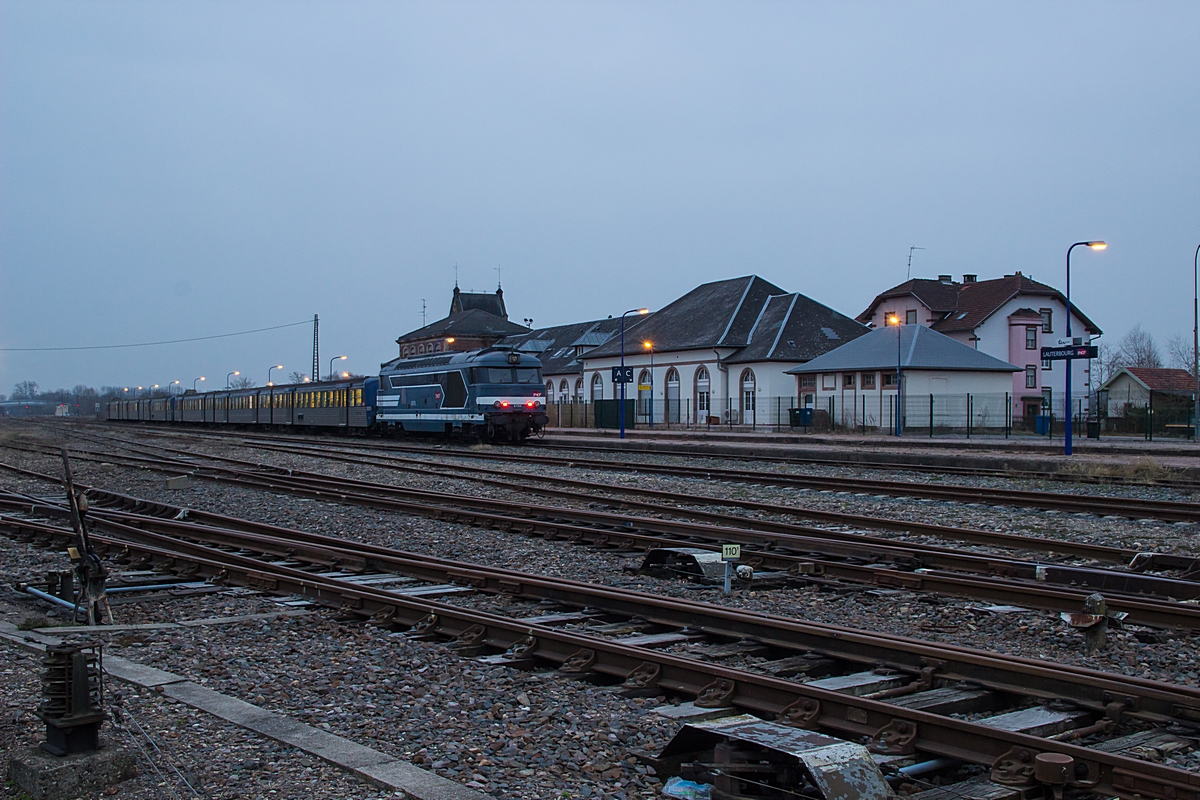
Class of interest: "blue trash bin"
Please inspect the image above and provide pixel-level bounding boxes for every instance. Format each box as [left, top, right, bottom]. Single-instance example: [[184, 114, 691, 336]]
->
[[1035, 415, 1051, 435]]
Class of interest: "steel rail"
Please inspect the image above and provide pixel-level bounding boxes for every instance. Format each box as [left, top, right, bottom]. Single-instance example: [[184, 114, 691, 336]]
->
[[87, 419, 1200, 492], [4, 451, 1200, 628], [1, 510, 1196, 800]]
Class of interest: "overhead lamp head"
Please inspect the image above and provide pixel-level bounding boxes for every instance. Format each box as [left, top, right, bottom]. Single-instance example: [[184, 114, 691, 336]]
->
[[638, 308, 650, 315], [643, 341, 653, 349], [1087, 241, 1107, 250]]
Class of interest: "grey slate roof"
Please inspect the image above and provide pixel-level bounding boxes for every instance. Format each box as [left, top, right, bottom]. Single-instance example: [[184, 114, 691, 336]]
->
[[451, 286, 507, 318], [500, 317, 632, 376], [585, 276, 786, 358], [785, 324, 1021, 374], [395, 308, 529, 343], [726, 292, 867, 363]]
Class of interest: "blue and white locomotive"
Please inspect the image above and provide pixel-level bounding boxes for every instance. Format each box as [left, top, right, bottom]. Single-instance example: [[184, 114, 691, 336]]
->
[[376, 346, 548, 441], [106, 345, 549, 443]]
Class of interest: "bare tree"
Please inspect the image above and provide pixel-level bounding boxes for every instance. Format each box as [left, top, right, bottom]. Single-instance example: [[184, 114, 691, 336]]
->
[[1113, 325, 1163, 370], [1165, 334, 1196, 376], [287, 371, 308, 384], [11, 381, 39, 400], [230, 376, 256, 389]]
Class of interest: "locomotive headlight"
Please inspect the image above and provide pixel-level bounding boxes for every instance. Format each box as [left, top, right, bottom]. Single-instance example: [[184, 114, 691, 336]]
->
[[493, 401, 502, 409]]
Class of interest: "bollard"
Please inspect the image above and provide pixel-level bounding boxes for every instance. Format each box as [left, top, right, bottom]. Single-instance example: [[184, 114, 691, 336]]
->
[[1083, 593, 1107, 654]]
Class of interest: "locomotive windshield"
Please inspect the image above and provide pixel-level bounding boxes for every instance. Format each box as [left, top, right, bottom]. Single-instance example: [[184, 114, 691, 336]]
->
[[473, 367, 543, 384]]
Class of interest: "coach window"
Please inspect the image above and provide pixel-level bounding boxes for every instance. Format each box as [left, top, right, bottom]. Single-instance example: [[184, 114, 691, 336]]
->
[[591, 373, 603, 402]]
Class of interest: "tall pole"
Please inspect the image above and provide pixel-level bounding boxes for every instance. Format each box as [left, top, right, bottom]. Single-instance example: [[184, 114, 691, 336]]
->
[[312, 314, 320, 389], [226, 371, 239, 389], [896, 321, 903, 436], [618, 308, 649, 439], [1064, 241, 1107, 456], [1193, 244, 1199, 443], [330, 355, 347, 382], [268, 364, 282, 387]]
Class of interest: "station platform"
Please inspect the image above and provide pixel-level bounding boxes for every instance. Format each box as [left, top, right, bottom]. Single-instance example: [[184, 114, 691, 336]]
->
[[538, 426, 1200, 478]]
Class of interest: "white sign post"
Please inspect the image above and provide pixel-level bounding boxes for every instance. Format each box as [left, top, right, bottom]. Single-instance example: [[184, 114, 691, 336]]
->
[[721, 544, 741, 594]]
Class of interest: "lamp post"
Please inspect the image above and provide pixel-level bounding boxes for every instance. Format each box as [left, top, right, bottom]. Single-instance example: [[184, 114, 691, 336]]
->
[[329, 355, 347, 381], [1064, 241, 1106, 456], [226, 371, 240, 389], [642, 341, 655, 428], [193, 377, 205, 392], [1193, 243, 1199, 443], [618, 308, 650, 439], [888, 314, 902, 436], [268, 364, 283, 387]]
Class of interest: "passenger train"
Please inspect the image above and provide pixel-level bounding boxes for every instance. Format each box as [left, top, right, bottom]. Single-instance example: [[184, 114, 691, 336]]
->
[[107, 346, 549, 442]]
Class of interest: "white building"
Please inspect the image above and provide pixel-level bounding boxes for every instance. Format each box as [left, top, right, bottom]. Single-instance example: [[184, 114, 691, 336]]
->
[[857, 272, 1102, 424], [786, 324, 1021, 432], [580, 275, 867, 425]]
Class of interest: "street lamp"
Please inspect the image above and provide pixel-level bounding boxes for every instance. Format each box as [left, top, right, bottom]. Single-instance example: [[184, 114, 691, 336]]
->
[[643, 341, 655, 428], [619, 308, 650, 439], [193, 376, 205, 392], [1193, 243, 1200, 444], [226, 370, 240, 389], [329, 355, 347, 381], [1064, 241, 1106, 456], [268, 364, 283, 387], [887, 314, 903, 436]]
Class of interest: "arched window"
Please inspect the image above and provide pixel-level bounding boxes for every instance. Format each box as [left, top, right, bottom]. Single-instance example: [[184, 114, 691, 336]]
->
[[695, 366, 711, 418], [575, 378, 585, 403], [740, 368, 756, 423], [637, 370, 653, 418], [559, 379, 569, 404], [546, 381, 554, 401], [591, 373, 604, 402], [665, 368, 681, 423]]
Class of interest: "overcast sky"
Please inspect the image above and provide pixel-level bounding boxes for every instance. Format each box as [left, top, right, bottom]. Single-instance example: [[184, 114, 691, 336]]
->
[[2, 2, 1198, 394]]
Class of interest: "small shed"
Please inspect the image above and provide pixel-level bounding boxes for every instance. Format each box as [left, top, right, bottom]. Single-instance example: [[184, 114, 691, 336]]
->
[[1099, 368, 1196, 418], [785, 324, 1020, 431]]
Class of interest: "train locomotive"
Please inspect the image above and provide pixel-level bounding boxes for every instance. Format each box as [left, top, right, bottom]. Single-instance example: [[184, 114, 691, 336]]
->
[[107, 346, 549, 443]]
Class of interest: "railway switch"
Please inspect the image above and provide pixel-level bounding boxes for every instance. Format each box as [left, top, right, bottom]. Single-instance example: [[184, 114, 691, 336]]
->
[[37, 642, 106, 756]]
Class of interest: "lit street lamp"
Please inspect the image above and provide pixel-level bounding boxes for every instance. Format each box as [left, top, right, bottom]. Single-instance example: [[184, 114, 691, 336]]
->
[[267, 364, 283, 387], [1064, 241, 1106, 456], [193, 376, 205, 392], [226, 370, 240, 389], [643, 341, 655, 428], [330, 355, 347, 381], [618, 308, 650, 439], [1194, 243, 1199, 443], [887, 314, 902, 436]]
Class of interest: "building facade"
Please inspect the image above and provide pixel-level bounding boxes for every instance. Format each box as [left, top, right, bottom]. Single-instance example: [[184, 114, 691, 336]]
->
[[394, 285, 528, 359], [580, 276, 867, 425], [858, 272, 1102, 422]]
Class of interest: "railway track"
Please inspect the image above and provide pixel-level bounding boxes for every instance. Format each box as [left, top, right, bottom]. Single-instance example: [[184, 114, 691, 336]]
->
[[88, 422, 1200, 522], [0, 482, 1197, 799], [4, 442, 1200, 629]]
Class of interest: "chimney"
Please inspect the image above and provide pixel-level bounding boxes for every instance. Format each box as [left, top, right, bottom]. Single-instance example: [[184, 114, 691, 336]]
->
[[963, 274, 977, 283], [938, 274, 953, 284]]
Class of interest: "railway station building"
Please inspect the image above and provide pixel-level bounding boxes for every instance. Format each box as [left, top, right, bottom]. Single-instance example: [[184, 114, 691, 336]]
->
[[857, 272, 1102, 424], [501, 317, 640, 405], [393, 285, 529, 359], [578, 275, 866, 426]]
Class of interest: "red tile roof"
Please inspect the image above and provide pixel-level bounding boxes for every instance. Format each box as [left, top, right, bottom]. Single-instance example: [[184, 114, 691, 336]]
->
[[1124, 368, 1197, 394], [859, 274, 1102, 335]]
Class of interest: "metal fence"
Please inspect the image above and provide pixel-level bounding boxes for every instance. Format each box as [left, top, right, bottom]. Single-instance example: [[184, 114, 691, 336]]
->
[[541, 392, 1193, 439]]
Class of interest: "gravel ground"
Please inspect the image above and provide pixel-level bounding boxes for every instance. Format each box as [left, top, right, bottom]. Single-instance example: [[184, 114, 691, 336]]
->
[[0, 601, 399, 800], [3, 422, 1200, 796]]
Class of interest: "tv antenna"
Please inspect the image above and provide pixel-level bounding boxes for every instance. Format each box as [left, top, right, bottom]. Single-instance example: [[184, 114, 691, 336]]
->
[[421, 299, 427, 326], [907, 246, 926, 280]]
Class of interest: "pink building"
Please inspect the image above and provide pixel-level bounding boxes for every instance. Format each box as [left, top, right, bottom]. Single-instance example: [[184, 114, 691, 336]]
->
[[858, 273, 1102, 423]]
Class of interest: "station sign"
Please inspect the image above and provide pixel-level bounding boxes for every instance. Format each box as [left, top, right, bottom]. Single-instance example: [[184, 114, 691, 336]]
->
[[611, 366, 634, 384], [721, 544, 741, 561], [1041, 345, 1098, 361]]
